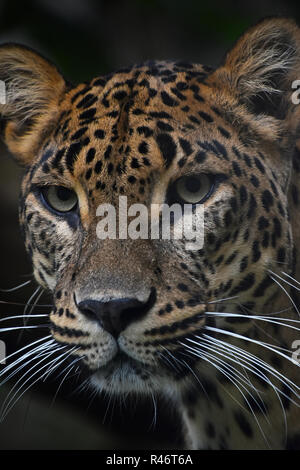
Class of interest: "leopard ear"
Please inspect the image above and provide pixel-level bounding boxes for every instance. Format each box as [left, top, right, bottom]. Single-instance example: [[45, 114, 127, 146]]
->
[[0, 44, 67, 166], [212, 17, 300, 120]]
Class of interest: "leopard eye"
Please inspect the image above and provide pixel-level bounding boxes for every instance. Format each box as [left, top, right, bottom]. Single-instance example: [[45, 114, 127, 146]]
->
[[42, 186, 78, 213], [170, 174, 213, 204]]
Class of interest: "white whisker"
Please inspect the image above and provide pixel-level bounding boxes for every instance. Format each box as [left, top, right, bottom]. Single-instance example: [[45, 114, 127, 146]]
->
[[0, 280, 31, 292], [0, 314, 48, 323], [269, 273, 300, 316]]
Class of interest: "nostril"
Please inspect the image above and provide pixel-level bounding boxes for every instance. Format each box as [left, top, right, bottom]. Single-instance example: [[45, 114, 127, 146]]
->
[[77, 287, 156, 337]]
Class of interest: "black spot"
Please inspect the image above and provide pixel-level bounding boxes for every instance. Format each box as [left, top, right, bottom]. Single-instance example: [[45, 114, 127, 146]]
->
[[247, 193, 257, 218], [198, 111, 213, 123], [240, 186, 248, 205], [262, 190, 274, 212], [234, 411, 253, 438], [250, 174, 259, 187], [143, 157, 151, 166], [128, 175, 136, 184], [253, 275, 273, 297], [252, 240, 261, 262], [157, 121, 174, 132], [85, 168, 92, 180], [137, 126, 153, 137], [195, 151, 206, 164], [156, 133, 177, 168], [52, 148, 65, 169], [213, 140, 228, 159], [179, 138, 193, 156], [178, 157, 187, 168], [202, 378, 223, 408], [161, 91, 178, 107], [258, 216, 269, 230], [86, 148, 96, 164], [262, 231, 269, 248], [254, 157, 265, 174], [232, 161, 242, 177], [113, 90, 127, 101], [230, 273, 255, 296], [65, 141, 84, 172], [139, 141, 149, 154], [177, 283, 188, 292], [277, 247, 286, 263], [107, 162, 114, 175], [71, 127, 88, 141], [94, 160, 103, 174], [79, 108, 96, 120], [94, 129, 106, 139], [104, 145, 112, 159], [240, 256, 248, 272], [218, 126, 230, 138], [205, 422, 216, 438], [131, 158, 140, 169], [243, 153, 252, 167], [76, 94, 97, 109]]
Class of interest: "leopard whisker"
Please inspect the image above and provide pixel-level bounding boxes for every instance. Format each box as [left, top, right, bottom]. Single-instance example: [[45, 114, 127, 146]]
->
[[269, 269, 300, 293], [203, 327, 300, 389], [268, 271, 300, 317], [201, 333, 300, 403], [149, 390, 158, 430], [207, 295, 239, 305], [0, 280, 32, 292], [1, 335, 52, 364], [0, 324, 50, 333], [0, 346, 77, 421], [180, 343, 271, 448], [0, 300, 52, 307], [0, 343, 66, 420], [200, 335, 289, 437], [42, 346, 79, 381], [205, 311, 300, 331], [0, 340, 56, 385], [0, 314, 48, 323], [281, 271, 300, 287]]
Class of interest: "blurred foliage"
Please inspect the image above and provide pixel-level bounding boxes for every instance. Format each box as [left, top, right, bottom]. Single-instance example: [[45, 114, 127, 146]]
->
[[0, 0, 299, 83]]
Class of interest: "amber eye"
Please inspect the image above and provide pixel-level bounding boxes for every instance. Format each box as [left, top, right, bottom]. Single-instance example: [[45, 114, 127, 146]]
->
[[169, 174, 214, 205], [41, 186, 78, 213]]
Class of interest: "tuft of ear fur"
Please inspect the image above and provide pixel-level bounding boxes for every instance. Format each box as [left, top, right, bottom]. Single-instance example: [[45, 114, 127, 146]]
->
[[0, 44, 67, 165], [211, 17, 300, 121]]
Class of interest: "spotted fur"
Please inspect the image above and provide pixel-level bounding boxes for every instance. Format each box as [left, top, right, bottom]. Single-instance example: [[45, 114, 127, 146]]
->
[[1, 18, 300, 449]]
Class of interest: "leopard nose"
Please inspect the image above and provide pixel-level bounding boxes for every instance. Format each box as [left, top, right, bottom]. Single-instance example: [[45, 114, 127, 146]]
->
[[77, 288, 156, 337]]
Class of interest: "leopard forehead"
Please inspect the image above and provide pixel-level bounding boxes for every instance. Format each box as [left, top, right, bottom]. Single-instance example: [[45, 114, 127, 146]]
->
[[28, 61, 217, 192]]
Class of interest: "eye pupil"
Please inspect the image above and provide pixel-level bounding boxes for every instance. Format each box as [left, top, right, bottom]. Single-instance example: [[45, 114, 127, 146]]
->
[[184, 177, 202, 193], [56, 187, 73, 201]]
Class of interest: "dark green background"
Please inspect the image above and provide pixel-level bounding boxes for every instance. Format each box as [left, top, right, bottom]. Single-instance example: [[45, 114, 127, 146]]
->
[[0, 0, 299, 450]]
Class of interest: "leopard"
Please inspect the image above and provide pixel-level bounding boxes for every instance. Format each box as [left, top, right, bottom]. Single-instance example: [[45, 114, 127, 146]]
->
[[0, 17, 300, 450]]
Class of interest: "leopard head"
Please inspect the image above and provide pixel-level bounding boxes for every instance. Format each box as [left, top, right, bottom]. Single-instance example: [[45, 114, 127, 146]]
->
[[1, 18, 300, 449]]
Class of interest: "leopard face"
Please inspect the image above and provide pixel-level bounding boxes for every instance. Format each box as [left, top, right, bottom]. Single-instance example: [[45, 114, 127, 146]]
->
[[1, 18, 300, 449]]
